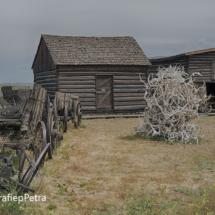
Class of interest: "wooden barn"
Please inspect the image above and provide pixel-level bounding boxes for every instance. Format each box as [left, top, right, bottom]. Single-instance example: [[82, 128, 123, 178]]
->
[[148, 48, 215, 98], [32, 34, 151, 113]]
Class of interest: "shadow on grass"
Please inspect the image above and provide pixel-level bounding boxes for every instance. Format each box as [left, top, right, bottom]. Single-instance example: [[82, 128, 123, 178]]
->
[[120, 133, 165, 142], [120, 133, 202, 145]]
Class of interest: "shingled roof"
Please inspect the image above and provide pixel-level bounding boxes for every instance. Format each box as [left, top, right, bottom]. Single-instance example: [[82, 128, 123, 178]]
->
[[32, 34, 151, 67]]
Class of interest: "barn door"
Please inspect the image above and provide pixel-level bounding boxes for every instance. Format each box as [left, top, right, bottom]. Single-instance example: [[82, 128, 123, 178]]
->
[[96, 75, 113, 109]]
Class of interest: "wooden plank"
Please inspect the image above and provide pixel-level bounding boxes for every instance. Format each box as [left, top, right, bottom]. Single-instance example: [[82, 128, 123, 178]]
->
[[0, 114, 21, 119], [81, 102, 96, 106], [79, 98, 96, 102], [0, 105, 23, 114], [59, 85, 95, 89], [34, 76, 57, 82], [189, 60, 211, 63], [114, 101, 146, 106], [115, 93, 145, 97], [114, 89, 145, 93], [58, 72, 147, 76], [59, 91, 95, 98], [0, 119, 20, 122], [187, 69, 201, 73], [36, 83, 57, 87], [199, 69, 211, 72], [189, 56, 214, 59], [34, 70, 57, 77], [58, 80, 95, 85], [40, 86, 58, 91], [189, 66, 211, 69], [193, 77, 211, 82], [0, 122, 21, 127], [114, 105, 145, 110], [212, 60, 215, 80], [82, 106, 96, 110], [30, 86, 47, 131], [114, 85, 145, 88], [114, 80, 143, 84], [114, 96, 144, 102], [35, 79, 57, 84], [57, 89, 95, 93], [114, 76, 145, 80], [58, 75, 95, 79]]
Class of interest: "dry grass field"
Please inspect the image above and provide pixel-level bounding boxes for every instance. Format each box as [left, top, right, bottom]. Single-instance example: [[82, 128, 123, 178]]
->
[[2, 116, 215, 215]]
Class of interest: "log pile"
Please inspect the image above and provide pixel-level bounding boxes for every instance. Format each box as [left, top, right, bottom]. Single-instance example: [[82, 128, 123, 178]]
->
[[135, 65, 211, 143]]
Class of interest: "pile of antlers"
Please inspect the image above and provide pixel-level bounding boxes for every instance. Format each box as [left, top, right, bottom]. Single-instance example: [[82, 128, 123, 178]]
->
[[135, 65, 211, 143]]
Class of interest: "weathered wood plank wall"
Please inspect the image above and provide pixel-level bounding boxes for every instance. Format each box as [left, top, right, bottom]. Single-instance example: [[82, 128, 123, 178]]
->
[[51, 66, 147, 113], [149, 51, 215, 84], [32, 39, 55, 74], [57, 71, 147, 113], [187, 51, 215, 83], [148, 56, 188, 77], [34, 70, 58, 100]]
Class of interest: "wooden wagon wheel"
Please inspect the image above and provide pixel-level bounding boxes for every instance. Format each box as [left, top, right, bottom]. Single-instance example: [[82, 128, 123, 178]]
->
[[54, 97, 58, 122], [56, 121, 63, 147], [46, 108, 54, 159], [74, 101, 82, 128], [23, 143, 51, 187], [63, 105, 68, 132], [18, 148, 34, 183], [33, 121, 47, 166], [51, 97, 63, 150]]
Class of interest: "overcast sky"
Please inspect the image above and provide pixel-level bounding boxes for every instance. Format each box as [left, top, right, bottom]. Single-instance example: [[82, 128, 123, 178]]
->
[[1, 0, 215, 83]]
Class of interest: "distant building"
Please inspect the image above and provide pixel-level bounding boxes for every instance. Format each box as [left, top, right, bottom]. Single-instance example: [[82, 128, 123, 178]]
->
[[148, 48, 215, 97], [32, 34, 151, 113]]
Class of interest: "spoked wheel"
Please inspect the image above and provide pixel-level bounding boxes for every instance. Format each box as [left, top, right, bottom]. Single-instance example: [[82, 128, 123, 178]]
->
[[54, 97, 58, 122], [33, 121, 47, 167], [63, 105, 68, 132], [23, 143, 51, 187], [47, 108, 54, 159], [74, 101, 82, 128], [56, 120, 63, 147], [18, 148, 34, 183]]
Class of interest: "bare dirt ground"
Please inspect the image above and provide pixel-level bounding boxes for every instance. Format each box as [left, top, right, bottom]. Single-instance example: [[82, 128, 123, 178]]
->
[[31, 116, 215, 214]]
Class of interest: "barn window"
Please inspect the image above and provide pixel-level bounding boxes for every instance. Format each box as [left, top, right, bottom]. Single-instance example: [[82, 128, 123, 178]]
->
[[212, 60, 215, 80]]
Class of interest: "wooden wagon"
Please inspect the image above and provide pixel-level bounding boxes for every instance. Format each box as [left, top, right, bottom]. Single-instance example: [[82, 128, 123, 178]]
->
[[0, 83, 82, 192]]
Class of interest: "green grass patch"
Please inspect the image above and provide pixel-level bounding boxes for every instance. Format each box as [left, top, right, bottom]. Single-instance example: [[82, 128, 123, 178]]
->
[[93, 185, 215, 214], [47, 202, 57, 210], [126, 133, 165, 142], [192, 155, 215, 171], [60, 150, 69, 160], [0, 182, 30, 215], [79, 182, 88, 188], [58, 183, 68, 195], [123, 193, 155, 215]]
